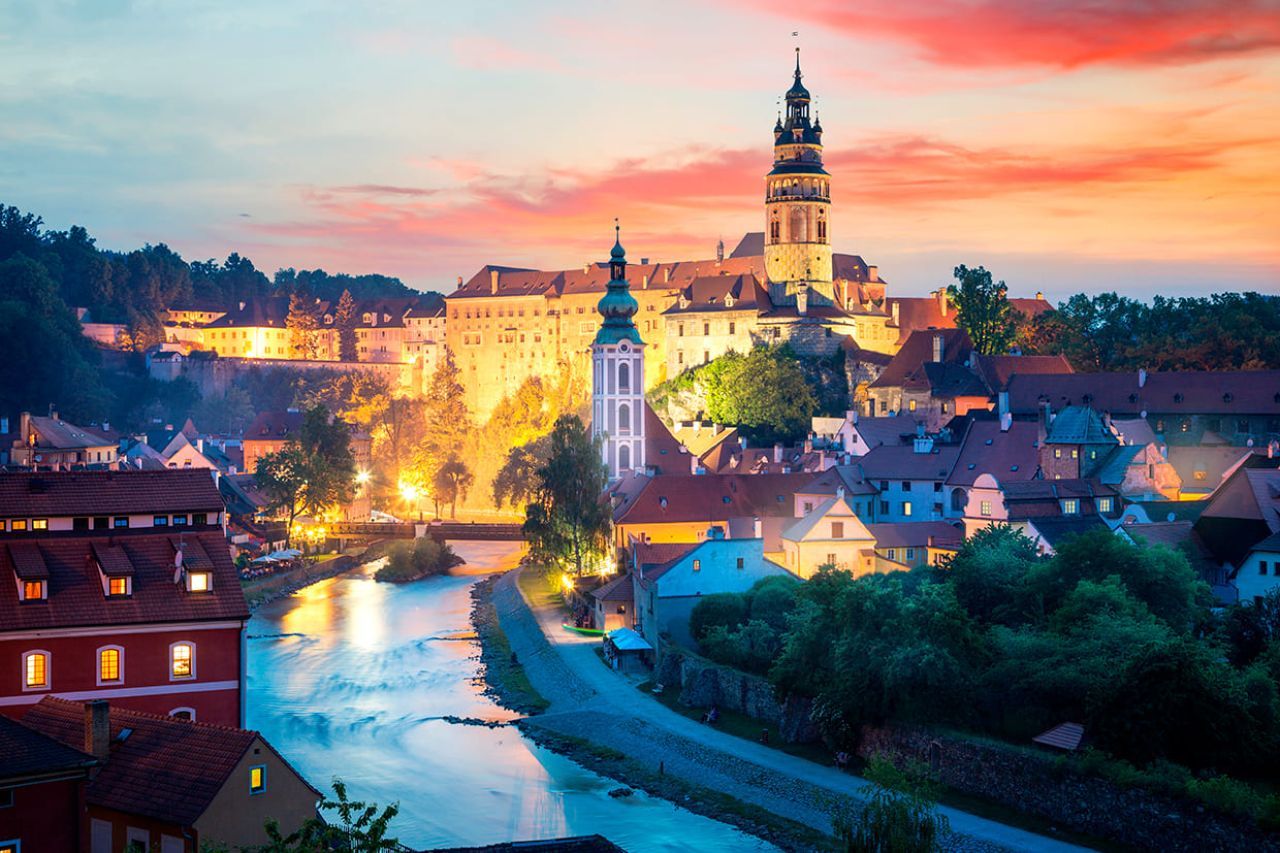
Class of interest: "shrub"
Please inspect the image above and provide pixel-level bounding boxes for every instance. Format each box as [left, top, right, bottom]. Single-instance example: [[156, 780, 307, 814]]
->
[[1186, 776, 1265, 819], [689, 593, 748, 642], [374, 538, 462, 583]]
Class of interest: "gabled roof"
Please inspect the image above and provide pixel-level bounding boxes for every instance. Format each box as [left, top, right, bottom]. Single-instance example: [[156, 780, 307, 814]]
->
[[1166, 446, 1257, 492], [591, 573, 634, 603], [203, 296, 295, 329], [0, 713, 95, 781], [870, 329, 972, 392], [973, 354, 1073, 393], [1045, 406, 1119, 446], [1096, 445, 1146, 485], [0, 470, 223, 518], [851, 416, 924, 451], [663, 274, 769, 315], [1252, 530, 1280, 554], [615, 473, 817, 525], [782, 496, 870, 542], [796, 465, 878, 497], [1026, 515, 1110, 547], [643, 405, 687, 473], [243, 410, 304, 441], [947, 420, 1040, 487], [855, 443, 962, 482], [24, 416, 116, 450], [1006, 370, 1280, 416], [866, 521, 964, 550], [22, 697, 314, 826], [923, 362, 990, 399], [0, 530, 247, 631]]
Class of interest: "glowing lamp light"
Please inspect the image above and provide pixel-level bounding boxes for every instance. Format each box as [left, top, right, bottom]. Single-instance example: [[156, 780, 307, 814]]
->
[[560, 572, 574, 593], [355, 470, 371, 485], [399, 482, 421, 502]]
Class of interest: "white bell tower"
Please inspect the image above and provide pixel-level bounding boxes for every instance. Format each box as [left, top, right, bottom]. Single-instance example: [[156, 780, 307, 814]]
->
[[591, 225, 646, 480]]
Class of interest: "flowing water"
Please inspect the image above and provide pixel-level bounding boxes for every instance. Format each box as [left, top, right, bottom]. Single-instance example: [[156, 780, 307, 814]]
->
[[246, 541, 778, 851]]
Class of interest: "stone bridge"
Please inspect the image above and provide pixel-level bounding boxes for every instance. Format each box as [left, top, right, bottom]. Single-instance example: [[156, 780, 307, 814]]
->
[[325, 521, 524, 542]]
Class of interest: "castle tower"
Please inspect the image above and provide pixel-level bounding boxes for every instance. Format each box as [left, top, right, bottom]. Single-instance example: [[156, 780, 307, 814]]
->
[[764, 48, 833, 310], [591, 225, 645, 480]]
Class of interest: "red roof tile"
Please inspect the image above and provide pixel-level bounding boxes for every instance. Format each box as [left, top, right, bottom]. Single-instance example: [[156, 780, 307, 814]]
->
[[1, 529, 248, 631], [1006, 370, 1280, 416], [0, 713, 95, 780], [870, 329, 972, 392], [867, 521, 963, 550], [22, 697, 263, 825], [973, 354, 1073, 393], [243, 411, 304, 440], [853, 443, 962, 482], [615, 473, 818, 525], [0, 469, 224, 519], [948, 420, 1041, 487]]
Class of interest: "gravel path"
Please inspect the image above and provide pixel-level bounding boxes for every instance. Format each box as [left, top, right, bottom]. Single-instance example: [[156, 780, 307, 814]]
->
[[489, 569, 1092, 853]]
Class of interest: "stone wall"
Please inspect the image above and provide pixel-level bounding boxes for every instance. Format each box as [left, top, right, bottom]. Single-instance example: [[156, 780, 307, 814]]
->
[[656, 647, 818, 743], [858, 725, 1280, 853]]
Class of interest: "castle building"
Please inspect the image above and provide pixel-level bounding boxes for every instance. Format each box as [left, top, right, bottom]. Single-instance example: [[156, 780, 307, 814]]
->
[[592, 230, 647, 480]]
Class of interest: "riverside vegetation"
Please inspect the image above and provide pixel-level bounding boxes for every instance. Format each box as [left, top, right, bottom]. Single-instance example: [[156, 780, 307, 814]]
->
[[373, 538, 464, 583]]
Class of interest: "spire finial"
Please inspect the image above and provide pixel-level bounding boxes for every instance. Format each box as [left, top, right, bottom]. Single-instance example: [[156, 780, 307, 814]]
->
[[795, 46, 801, 78]]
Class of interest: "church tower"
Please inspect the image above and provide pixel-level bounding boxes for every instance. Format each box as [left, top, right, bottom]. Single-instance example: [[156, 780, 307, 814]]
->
[[591, 226, 645, 480], [764, 49, 833, 310]]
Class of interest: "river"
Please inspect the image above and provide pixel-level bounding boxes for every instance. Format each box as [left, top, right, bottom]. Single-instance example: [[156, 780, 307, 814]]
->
[[246, 541, 778, 852]]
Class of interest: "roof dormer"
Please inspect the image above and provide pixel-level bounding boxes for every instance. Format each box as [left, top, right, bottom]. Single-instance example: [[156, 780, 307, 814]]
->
[[92, 542, 134, 598], [11, 543, 49, 602]]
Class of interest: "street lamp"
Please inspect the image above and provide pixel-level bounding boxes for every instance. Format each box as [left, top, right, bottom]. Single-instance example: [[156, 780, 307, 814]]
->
[[399, 482, 423, 522], [355, 470, 371, 486]]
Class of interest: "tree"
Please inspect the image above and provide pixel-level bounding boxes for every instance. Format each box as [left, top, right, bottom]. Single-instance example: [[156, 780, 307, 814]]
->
[[522, 415, 610, 575], [413, 347, 472, 499], [702, 345, 819, 444], [255, 406, 356, 545], [334, 288, 358, 362], [252, 777, 400, 852], [493, 434, 551, 509], [432, 456, 475, 519], [834, 757, 949, 853], [947, 264, 1016, 356], [287, 291, 321, 359], [255, 445, 310, 545]]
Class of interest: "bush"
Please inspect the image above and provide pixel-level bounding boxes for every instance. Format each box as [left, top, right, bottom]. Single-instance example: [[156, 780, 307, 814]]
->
[[833, 757, 949, 853], [374, 538, 462, 583], [1186, 775, 1265, 819], [689, 593, 748, 642]]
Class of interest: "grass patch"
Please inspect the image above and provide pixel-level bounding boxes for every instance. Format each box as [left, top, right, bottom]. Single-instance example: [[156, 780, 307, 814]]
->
[[517, 564, 565, 611], [484, 623, 551, 714]]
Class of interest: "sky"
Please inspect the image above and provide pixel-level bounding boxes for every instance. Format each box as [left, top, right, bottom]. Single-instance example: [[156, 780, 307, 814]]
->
[[1, 0, 1278, 302]]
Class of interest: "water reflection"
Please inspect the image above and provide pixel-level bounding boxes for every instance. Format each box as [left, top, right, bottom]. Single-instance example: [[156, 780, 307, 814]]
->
[[247, 542, 777, 852]]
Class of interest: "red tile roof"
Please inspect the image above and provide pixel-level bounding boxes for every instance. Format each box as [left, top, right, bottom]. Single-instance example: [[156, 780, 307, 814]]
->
[[21, 697, 314, 826], [1, 529, 248, 631], [0, 469, 224, 518], [1166, 446, 1257, 492], [1006, 370, 1280, 416], [616, 473, 817, 525], [947, 420, 1041, 487], [244, 411, 304, 441], [870, 329, 972, 392], [866, 521, 963, 550], [0, 713, 95, 780], [854, 443, 963, 482], [973, 354, 1073, 393], [590, 573, 634, 603]]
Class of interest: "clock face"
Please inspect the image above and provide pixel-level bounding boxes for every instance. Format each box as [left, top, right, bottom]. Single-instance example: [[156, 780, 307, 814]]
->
[[619, 342, 629, 353]]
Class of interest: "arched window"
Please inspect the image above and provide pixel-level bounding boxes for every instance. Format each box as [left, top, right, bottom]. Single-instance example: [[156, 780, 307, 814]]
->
[[618, 362, 630, 393], [950, 488, 967, 513], [618, 403, 631, 435], [169, 707, 196, 721], [22, 650, 50, 690], [97, 645, 124, 686], [169, 641, 196, 680], [790, 206, 807, 242], [619, 444, 631, 471], [769, 219, 781, 241]]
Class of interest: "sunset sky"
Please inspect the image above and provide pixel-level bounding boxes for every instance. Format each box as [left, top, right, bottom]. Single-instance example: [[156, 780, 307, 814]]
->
[[1, 0, 1278, 301]]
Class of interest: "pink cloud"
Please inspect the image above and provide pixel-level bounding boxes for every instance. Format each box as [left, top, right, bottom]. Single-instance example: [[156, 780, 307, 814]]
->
[[449, 36, 564, 73], [745, 0, 1280, 69]]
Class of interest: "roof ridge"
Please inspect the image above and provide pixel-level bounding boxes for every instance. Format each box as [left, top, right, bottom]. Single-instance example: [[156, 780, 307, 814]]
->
[[38, 696, 260, 739]]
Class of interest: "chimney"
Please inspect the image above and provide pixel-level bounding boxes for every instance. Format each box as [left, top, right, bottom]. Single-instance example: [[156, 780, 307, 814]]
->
[[691, 455, 701, 475], [490, 269, 500, 295], [739, 435, 748, 451], [932, 333, 944, 364], [238, 301, 246, 311], [640, 257, 649, 265], [997, 391, 1010, 418], [1035, 291, 1044, 301], [773, 443, 783, 464], [753, 516, 762, 539], [1138, 368, 1148, 388], [85, 700, 111, 762], [1000, 412, 1012, 432], [716, 239, 724, 264], [49, 406, 59, 421], [583, 263, 591, 275], [868, 265, 879, 282], [891, 301, 900, 325], [19, 411, 31, 444], [836, 485, 846, 500], [796, 285, 809, 316], [457, 275, 463, 287], [804, 433, 813, 453], [936, 289, 948, 317]]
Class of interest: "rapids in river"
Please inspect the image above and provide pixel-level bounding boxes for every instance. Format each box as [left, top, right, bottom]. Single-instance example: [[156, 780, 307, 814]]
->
[[246, 541, 778, 851]]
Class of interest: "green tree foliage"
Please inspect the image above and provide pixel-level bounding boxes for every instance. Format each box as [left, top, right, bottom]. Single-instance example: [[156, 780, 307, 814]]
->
[[255, 406, 356, 544], [688, 575, 801, 673], [432, 455, 474, 519], [834, 757, 949, 853], [287, 292, 321, 359], [947, 264, 1016, 356], [274, 267, 413, 302], [415, 347, 472, 487], [493, 433, 552, 510], [333, 288, 359, 362], [945, 525, 1042, 627], [702, 345, 819, 443], [522, 415, 610, 575]]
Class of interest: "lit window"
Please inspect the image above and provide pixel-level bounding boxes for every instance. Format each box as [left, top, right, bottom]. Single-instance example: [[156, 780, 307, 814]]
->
[[250, 765, 266, 794], [692, 559, 701, 572], [113, 517, 129, 529], [21, 580, 45, 601], [171, 643, 194, 679], [1063, 499, 1079, 515], [23, 651, 49, 689], [1098, 497, 1113, 513], [902, 502, 913, 517], [908, 400, 917, 412], [99, 648, 122, 683], [11, 520, 27, 531], [187, 571, 211, 592], [980, 500, 992, 517], [1054, 448, 1061, 459], [108, 577, 128, 597], [31, 519, 47, 530]]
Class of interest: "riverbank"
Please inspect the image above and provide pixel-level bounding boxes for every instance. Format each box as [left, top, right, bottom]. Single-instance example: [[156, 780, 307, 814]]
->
[[471, 575, 551, 715], [241, 540, 394, 610]]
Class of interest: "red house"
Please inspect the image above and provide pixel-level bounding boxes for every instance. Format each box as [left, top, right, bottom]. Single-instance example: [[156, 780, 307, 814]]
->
[[0, 470, 249, 727], [0, 713, 96, 853]]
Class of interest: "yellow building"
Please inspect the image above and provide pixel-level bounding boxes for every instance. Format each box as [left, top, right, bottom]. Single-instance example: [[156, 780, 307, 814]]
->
[[780, 494, 877, 578]]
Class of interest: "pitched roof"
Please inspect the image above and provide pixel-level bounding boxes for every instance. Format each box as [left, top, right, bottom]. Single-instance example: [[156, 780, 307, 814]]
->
[[1027, 515, 1110, 547], [782, 496, 866, 542], [22, 697, 267, 825], [1166, 446, 1257, 492], [866, 521, 964, 550], [1253, 530, 1280, 554], [663, 274, 769, 315], [854, 443, 962, 482], [796, 465, 879, 497], [973, 354, 1073, 393], [884, 293, 1051, 345], [0, 529, 248, 631], [23, 416, 117, 450], [923, 362, 990, 399], [852, 416, 924, 451], [590, 573, 634, 603], [643, 405, 687, 473], [0, 469, 223, 518], [243, 411, 304, 441], [1006, 370, 1280, 416], [1045, 406, 1119, 445], [203, 296, 295, 329], [615, 473, 817, 525], [870, 329, 972, 391], [1200, 468, 1280, 529], [1096, 445, 1146, 485], [0, 713, 95, 781], [947, 420, 1041, 487]]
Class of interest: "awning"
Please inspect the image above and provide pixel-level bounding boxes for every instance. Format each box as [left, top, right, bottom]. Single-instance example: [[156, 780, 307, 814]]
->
[[606, 627, 653, 652]]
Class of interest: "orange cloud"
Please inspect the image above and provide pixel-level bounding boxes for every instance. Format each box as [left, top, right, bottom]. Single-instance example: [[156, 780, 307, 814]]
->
[[749, 0, 1280, 69]]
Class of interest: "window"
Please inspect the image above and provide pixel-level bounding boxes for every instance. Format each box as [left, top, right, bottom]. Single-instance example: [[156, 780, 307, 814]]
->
[[170, 642, 194, 679], [10, 520, 26, 532], [98, 646, 123, 685], [1054, 448, 1061, 459], [906, 548, 915, 561], [23, 650, 49, 690], [169, 708, 195, 720], [692, 560, 701, 572], [1098, 497, 1113, 513], [980, 500, 992, 517], [703, 322, 710, 336], [802, 501, 814, 514], [736, 557, 744, 569], [902, 481, 911, 492], [193, 512, 208, 525], [728, 322, 736, 335], [831, 522, 844, 539], [250, 765, 267, 794], [826, 553, 837, 566], [1071, 449, 1079, 459], [93, 517, 109, 530], [31, 519, 47, 530], [1261, 561, 1269, 576], [187, 571, 211, 592], [21, 580, 45, 601], [902, 502, 913, 517], [887, 548, 897, 561], [73, 516, 90, 530], [108, 577, 128, 597], [908, 400, 917, 412], [113, 517, 129, 529], [879, 500, 889, 515], [1063, 499, 1079, 515], [153, 515, 169, 526]]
